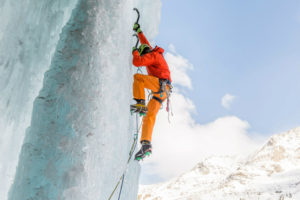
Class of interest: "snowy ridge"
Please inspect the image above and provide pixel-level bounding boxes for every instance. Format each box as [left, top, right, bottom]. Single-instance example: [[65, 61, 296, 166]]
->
[[138, 127, 300, 200]]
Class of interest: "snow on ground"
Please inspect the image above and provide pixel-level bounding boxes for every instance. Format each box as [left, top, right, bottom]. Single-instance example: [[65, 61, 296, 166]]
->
[[139, 127, 300, 200]]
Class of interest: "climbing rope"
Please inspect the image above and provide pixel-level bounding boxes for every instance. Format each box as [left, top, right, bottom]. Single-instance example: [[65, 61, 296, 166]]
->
[[107, 114, 143, 200]]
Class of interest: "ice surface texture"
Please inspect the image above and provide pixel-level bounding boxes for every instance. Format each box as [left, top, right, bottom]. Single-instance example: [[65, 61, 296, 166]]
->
[[0, 0, 77, 199], [2, 0, 162, 199]]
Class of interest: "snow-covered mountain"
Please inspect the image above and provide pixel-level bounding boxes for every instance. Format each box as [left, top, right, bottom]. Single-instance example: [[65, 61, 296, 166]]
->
[[138, 127, 300, 200]]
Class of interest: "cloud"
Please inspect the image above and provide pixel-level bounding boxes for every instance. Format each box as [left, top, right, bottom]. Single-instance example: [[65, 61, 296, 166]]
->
[[142, 94, 260, 181], [221, 93, 236, 109], [164, 45, 193, 89], [140, 47, 264, 184], [168, 43, 176, 53]]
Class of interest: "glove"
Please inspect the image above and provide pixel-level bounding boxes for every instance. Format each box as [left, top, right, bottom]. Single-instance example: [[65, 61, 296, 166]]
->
[[133, 23, 140, 31], [132, 46, 138, 53], [133, 23, 142, 33]]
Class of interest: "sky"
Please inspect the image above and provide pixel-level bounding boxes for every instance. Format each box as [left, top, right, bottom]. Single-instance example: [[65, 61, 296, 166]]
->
[[139, 0, 300, 185]]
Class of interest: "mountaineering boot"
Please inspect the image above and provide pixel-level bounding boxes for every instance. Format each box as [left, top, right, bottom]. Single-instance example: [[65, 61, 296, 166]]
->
[[130, 99, 147, 116], [135, 140, 152, 161]]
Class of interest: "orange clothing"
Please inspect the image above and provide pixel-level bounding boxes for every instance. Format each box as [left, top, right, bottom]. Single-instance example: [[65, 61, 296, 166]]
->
[[132, 32, 172, 82], [133, 74, 168, 142], [132, 32, 172, 143]]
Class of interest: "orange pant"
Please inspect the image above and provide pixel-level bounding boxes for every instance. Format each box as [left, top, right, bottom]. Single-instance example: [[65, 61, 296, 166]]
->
[[133, 73, 168, 142]]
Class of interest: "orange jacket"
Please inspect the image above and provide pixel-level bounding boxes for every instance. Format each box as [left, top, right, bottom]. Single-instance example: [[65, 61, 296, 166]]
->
[[132, 32, 172, 82]]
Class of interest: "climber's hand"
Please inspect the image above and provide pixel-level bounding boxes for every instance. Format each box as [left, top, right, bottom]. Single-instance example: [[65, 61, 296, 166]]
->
[[133, 23, 141, 33], [132, 46, 138, 53]]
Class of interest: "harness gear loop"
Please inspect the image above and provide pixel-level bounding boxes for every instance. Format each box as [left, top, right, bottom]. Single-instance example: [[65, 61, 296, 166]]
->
[[152, 79, 171, 96], [151, 79, 173, 122]]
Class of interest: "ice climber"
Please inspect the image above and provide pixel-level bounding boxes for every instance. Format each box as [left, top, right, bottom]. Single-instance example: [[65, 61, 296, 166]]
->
[[131, 22, 172, 161]]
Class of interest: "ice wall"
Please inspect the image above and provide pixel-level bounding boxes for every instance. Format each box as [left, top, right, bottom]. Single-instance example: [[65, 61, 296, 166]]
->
[[5, 0, 161, 200], [0, 0, 78, 199]]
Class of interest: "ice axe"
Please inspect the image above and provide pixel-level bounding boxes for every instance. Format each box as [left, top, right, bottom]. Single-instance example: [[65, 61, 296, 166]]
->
[[133, 8, 140, 24], [132, 8, 140, 49], [133, 34, 139, 49]]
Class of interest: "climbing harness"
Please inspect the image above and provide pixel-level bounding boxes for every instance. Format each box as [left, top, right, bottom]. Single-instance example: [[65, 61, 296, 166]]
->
[[107, 114, 143, 200], [151, 79, 174, 122]]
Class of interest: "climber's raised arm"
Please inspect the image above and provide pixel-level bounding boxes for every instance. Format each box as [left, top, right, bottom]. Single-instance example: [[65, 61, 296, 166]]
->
[[133, 23, 152, 49]]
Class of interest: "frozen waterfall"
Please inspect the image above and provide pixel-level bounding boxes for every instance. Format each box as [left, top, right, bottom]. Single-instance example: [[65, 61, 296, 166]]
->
[[0, 0, 162, 199], [0, 0, 78, 198]]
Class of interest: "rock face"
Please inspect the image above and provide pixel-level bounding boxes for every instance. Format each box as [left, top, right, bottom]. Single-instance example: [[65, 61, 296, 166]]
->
[[138, 127, 300, 200]]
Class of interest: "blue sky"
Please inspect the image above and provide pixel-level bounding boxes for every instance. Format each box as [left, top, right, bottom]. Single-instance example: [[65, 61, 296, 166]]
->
[[140, 0, 300, 185], [155, 0, 300, 135]]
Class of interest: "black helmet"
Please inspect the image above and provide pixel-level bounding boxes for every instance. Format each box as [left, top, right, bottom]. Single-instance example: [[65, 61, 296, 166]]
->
[[138, 44, 151, 55]]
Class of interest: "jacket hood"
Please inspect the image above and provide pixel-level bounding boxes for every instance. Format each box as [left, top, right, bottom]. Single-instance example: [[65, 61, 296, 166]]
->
[[153, 46, 164, 54]]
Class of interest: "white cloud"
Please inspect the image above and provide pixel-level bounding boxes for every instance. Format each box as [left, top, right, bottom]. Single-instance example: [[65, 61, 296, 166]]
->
[[140, 47, 264, 184], [165, 50, 193, 89], [168, 44, 176, 53], [221, 93, 236, 109], [141, 94, 261, 181]]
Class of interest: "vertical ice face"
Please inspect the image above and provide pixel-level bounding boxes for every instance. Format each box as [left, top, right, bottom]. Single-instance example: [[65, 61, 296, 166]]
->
[[0, 0, 77, 199], [7, 0, 161, 200]]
